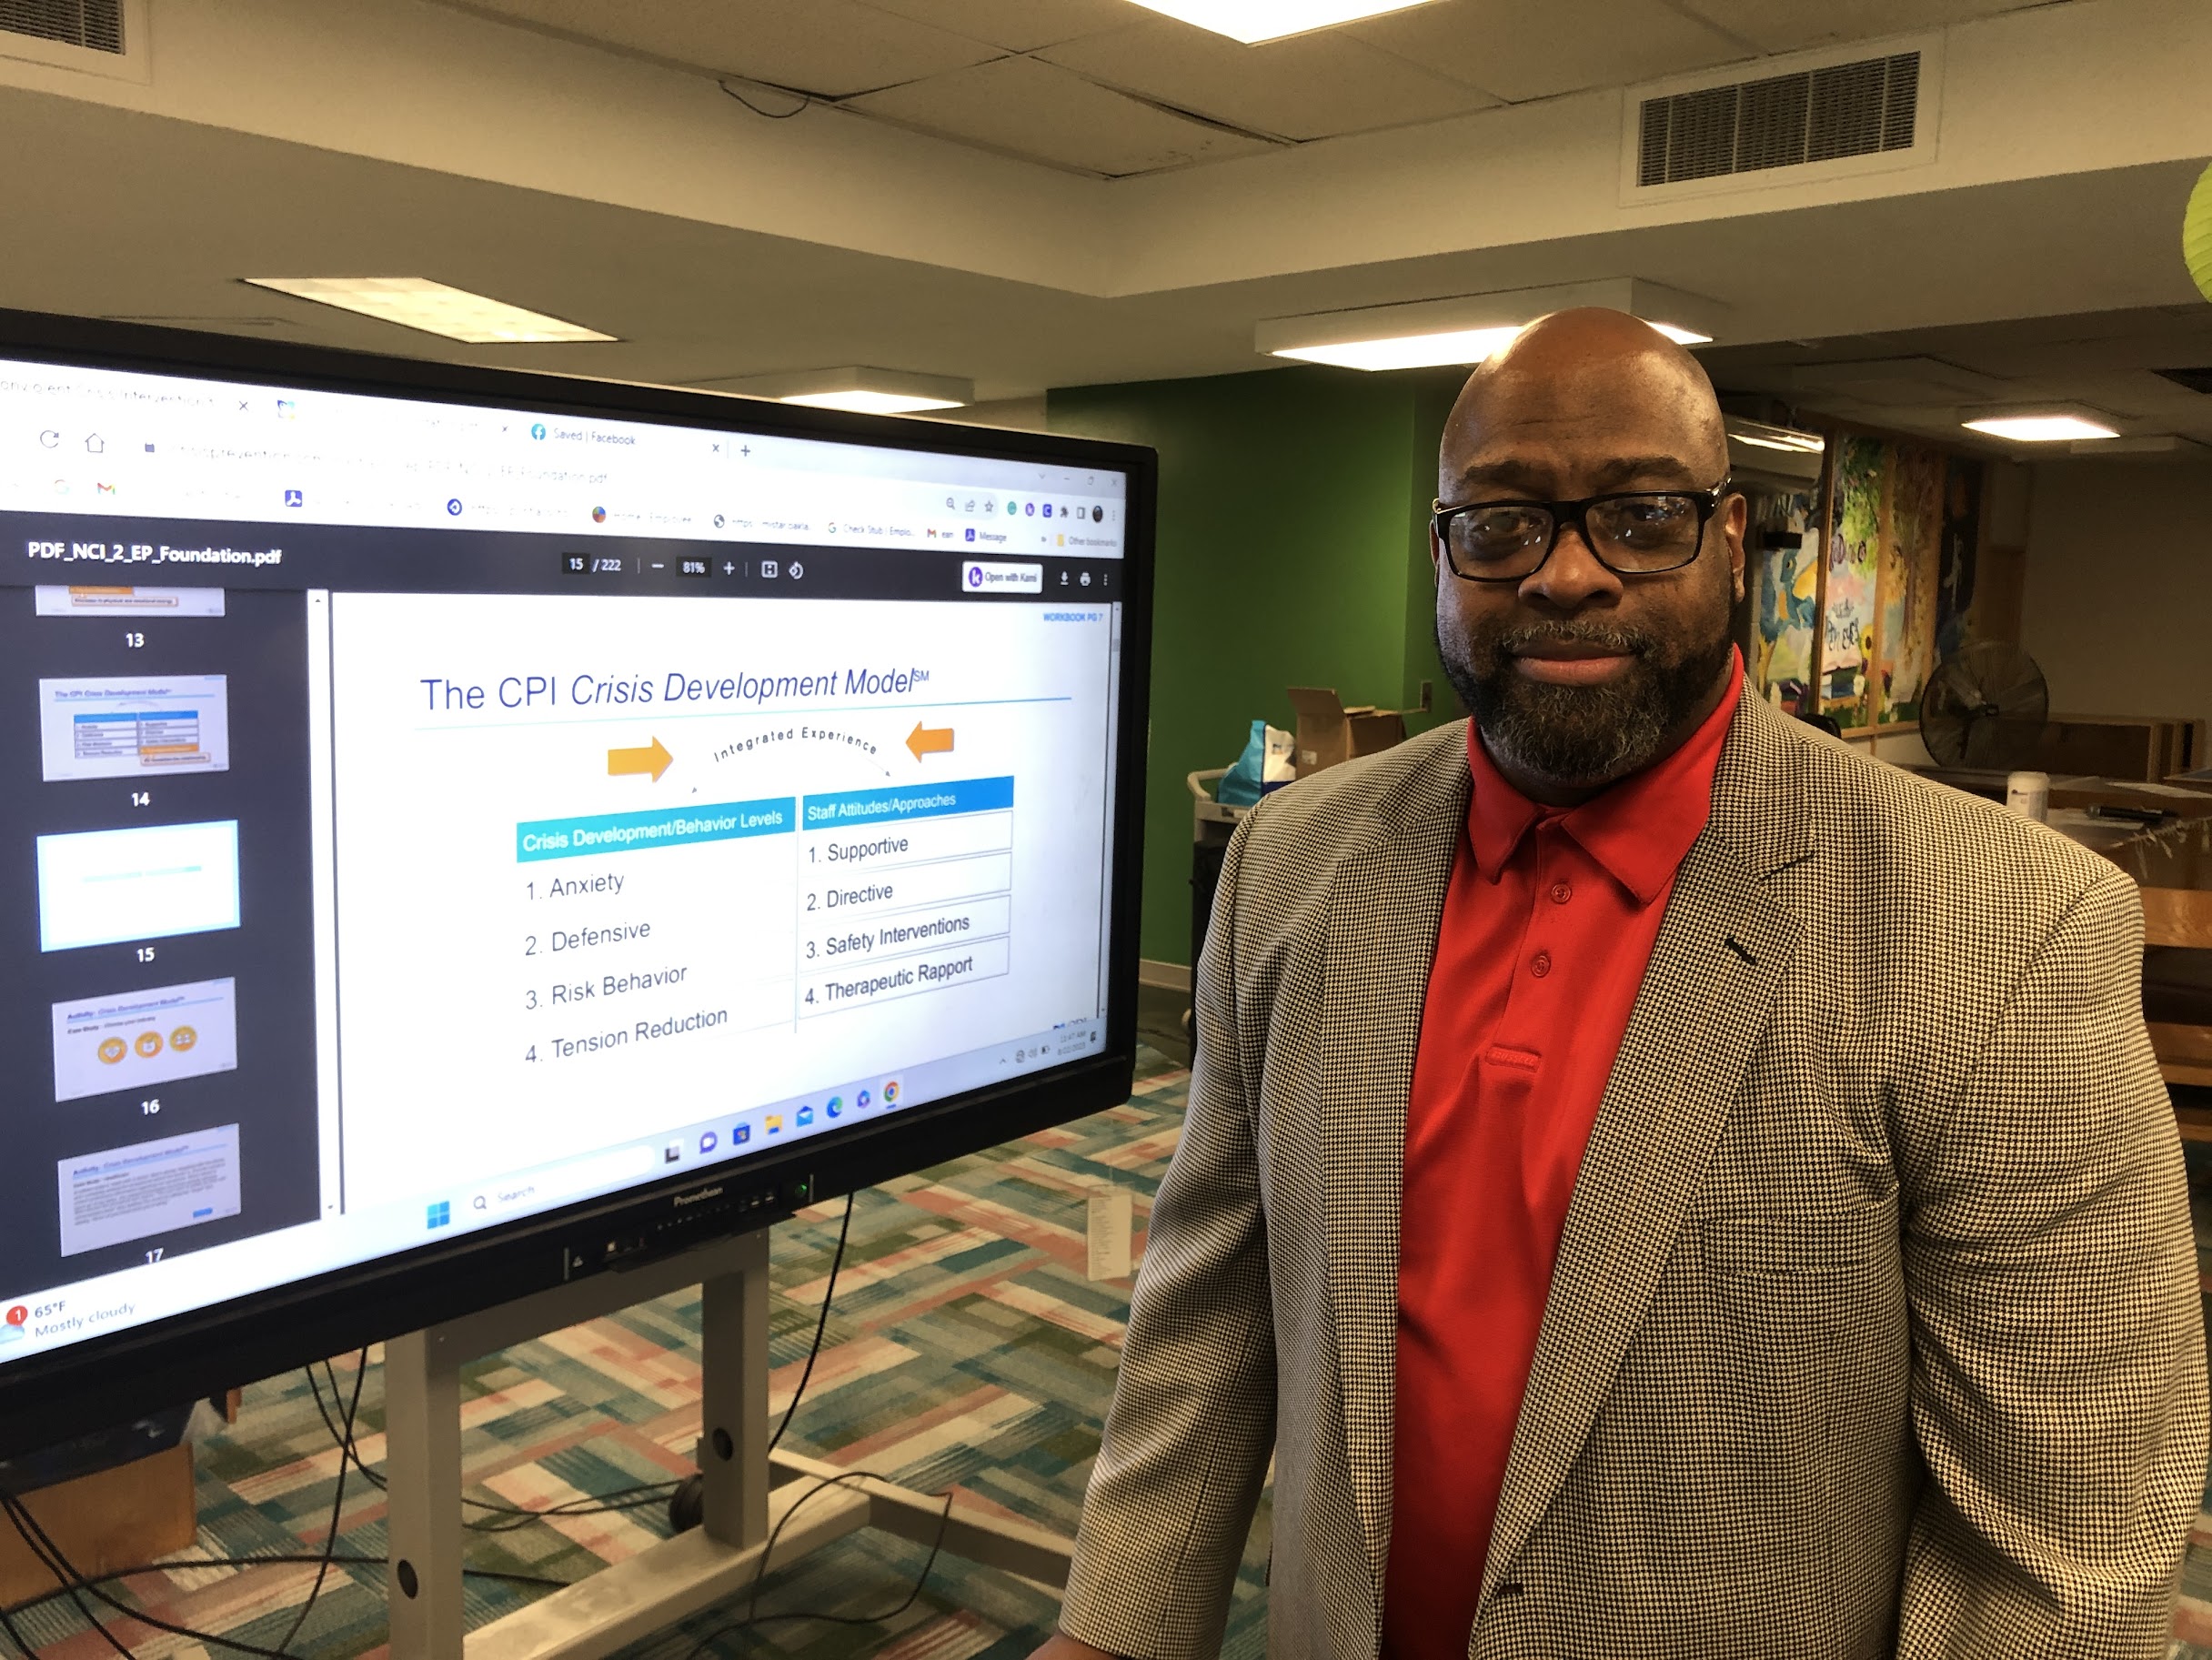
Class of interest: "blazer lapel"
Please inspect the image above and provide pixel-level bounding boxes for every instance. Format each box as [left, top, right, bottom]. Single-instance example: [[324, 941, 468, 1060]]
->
[[1480, 691, 1815, 1599], [1317, 732, 1471, 1612]]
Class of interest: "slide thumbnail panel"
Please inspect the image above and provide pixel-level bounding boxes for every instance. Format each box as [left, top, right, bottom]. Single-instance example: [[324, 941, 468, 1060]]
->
[[56, 1124, 242, 1257], [36, 820, 242, 952], [51, 977, 239, 1103], [38, 675, 231, 780], [35, 586, 226, 618]]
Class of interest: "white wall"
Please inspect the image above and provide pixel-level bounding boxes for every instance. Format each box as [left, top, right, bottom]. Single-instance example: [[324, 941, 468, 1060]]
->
[[2019, 456, 2212, 730]]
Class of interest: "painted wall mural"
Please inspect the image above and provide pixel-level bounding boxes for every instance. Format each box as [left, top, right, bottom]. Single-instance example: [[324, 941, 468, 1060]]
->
[[1749, 490, 1818, 714], [1747, 431, 1986, 732], [1878, 444, 1944, 724], [1822, 436, 1885, 729], [1936, 457, 1982, 661]]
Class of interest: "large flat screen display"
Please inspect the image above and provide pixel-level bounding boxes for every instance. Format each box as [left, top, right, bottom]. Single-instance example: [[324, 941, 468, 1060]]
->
[[0, 313, 1151, 1453]]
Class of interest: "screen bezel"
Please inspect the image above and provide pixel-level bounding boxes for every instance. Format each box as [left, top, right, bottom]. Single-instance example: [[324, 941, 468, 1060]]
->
[[0, 307, 1157, 1457]]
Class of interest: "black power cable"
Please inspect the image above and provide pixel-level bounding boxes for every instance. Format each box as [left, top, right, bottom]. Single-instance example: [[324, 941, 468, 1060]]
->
[[273, 1346, 367, 1655], [1, 1555, 564, 1622], [769, 1193, 857, 1455], [716, 77, 809, 119], [0, 1349, 372, 1660], [303, 1356, 682, 1525], [679, 1468, 956, 1660], [2, 1195, 873, 1656]]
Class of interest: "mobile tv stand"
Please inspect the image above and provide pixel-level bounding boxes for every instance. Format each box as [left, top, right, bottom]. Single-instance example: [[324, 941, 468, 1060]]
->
[[384, 1227, 1078, 1660]]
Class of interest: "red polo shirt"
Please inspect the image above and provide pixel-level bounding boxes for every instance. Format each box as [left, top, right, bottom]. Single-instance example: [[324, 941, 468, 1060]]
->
[[1381, 659, 1743, 1660]]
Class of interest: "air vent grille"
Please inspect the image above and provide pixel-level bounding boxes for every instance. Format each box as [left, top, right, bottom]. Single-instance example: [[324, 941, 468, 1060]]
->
[[1638, 51, 1919, 186], [0, 0, 122, 53]]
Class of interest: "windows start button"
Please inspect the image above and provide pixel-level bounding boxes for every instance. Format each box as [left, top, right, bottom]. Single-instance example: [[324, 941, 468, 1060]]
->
[[960, 559, 1041, 595]]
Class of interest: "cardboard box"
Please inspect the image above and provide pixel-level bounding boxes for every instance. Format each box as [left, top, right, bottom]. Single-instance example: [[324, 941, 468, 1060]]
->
[[1287, 687, 1409, 776], [0, 1441, 196, 1605]]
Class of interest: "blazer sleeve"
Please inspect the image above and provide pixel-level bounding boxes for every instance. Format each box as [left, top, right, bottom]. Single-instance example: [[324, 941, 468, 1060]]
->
[[1896, 866, 2210, 1657], [1058, 811, 1279, 1660]]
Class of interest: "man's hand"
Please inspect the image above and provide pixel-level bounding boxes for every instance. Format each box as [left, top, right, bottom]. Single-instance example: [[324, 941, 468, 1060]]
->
[[1025, 1631, 1125, 1660]]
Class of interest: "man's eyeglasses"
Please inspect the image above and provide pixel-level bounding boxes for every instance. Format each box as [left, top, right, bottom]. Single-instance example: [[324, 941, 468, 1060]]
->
[[1431, 480, 1732, 582]]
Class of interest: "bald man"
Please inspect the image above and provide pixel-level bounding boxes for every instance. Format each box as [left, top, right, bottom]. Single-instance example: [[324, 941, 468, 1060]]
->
[[1040, 311, 2207, 1660]]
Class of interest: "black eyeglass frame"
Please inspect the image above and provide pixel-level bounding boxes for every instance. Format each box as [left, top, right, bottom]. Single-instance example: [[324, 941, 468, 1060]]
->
[[1430, 478, 1735, 582]]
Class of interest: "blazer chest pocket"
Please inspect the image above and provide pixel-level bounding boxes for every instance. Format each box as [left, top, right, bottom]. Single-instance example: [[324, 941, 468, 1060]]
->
[[1699, 1194, 1898, 1280]]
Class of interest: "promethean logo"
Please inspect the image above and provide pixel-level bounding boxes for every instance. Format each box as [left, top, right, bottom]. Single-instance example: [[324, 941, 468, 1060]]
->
[[671, 1186, 725, 1208]]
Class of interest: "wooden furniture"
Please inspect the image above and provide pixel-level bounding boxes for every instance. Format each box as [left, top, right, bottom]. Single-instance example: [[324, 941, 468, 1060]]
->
[[2045, 713, 2206, 782], [1914, 770, 2212, 820], [2097, 820, 2212, 1139], [0, 1441, 196, 1604]]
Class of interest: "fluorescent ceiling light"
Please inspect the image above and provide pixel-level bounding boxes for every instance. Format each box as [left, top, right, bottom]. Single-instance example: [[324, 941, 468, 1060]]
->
[[779, 389, 966, 416], [1962, 413, 2120, 442], [1276, 327, 1525, 372], [1257, 279, 1723, 372], [1124, 0, 1442, 45], [1725, 418, 1825, 454], [244, 277, 614, 344], [699, 367, 973, 416]]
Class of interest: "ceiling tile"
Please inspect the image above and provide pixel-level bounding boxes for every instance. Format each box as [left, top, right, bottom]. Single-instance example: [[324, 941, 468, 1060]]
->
[[1668, 0, 2047, 55], [858, 0, 1135, 53], [1347, 0, 1747, 102], [845, 55, 1275, 175], [1038, 20, 1496, 142], [451, 0, 998, 97], [1788, 356, 2015, 405]]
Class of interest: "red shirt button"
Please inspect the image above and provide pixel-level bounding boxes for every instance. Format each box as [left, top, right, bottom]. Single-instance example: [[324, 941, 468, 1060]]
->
[[1530, 951, 1553, 978], [1548, 881, 1573, 905]]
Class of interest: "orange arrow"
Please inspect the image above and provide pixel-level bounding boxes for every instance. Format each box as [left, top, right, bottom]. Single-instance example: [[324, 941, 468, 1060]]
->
[[608, 737, 673, 781], [906, 722, 954, 761]]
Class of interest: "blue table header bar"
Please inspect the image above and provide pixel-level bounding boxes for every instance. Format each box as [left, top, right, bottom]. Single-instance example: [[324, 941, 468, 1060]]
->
[[518, 797, 794, 863], [802, 775, 1014, 829]]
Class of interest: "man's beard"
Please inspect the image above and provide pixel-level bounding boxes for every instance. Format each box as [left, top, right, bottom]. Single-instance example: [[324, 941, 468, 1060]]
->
[[1438, 609, 1734, 791]]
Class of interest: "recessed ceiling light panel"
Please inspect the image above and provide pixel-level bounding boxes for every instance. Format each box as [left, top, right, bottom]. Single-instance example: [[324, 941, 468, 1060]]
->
[[1125, 0, 1443, 44], [779, 390, 967, 416], [1273, 327, 1527, 372], [1257, 279, 1723, 372], [1724, 418, 1825, 454], [244, 278, 614, 344], [1962, 414, 2120, 442], [700, 367, 974, 417]]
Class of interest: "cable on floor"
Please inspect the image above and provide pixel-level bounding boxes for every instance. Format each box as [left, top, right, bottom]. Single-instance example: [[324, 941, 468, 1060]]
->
[[769, 1192, 856, 1455], [303, 1355, 683, 1525], [0, 1348, 370, 1659], [679, 1467, 956, 1660]]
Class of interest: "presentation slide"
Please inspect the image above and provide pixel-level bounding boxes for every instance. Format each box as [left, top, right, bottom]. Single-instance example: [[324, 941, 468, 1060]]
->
[[38, 675, 231, 781], [36, 820, 242, 952], [35, 586, 226, 617], [56, 1125, 242, 1257], [327, 589, 1114, 1209], [50, 977, 239, 1103]]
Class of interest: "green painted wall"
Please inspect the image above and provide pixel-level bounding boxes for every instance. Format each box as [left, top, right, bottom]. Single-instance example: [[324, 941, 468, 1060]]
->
[[1050, 363, 1467, 968]]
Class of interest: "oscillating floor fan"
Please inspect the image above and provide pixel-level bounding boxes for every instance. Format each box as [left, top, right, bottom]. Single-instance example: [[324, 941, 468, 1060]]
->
[[1919, 641, 2050, 770]]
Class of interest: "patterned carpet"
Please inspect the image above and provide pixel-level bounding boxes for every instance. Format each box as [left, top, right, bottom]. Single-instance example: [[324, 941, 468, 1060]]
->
[[5, 1048, 2210, 1657], [1, 1043, 1269, 1660]]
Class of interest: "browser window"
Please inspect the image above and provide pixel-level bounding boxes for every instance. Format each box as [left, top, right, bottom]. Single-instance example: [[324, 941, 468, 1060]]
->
[[0, 358, 1130, 1364]]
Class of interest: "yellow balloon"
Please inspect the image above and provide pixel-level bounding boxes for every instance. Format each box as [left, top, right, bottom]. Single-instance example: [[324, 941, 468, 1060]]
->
[[2188, 159, 2212, 304]]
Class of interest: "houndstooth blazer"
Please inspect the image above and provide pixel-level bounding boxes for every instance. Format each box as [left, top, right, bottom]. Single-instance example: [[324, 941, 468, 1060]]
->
[[1061, 688, 2208, 1660]]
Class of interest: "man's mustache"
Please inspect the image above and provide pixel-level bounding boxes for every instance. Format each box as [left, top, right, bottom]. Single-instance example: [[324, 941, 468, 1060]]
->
[[1489, 620, 1654, 658]]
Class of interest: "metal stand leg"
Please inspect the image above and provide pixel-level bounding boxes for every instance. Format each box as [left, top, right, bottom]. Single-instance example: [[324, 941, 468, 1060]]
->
[[380, 1225, 1076, 1660], [697, 1263, 768, 1551], [386, 1329, 466, 1660]]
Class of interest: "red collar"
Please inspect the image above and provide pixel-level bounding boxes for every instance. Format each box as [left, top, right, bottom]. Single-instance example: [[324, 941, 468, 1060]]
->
[[1464, 647, 1744, 906]]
